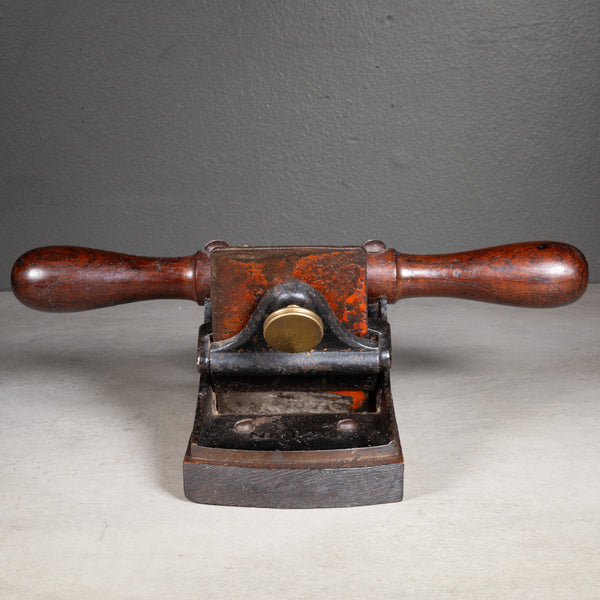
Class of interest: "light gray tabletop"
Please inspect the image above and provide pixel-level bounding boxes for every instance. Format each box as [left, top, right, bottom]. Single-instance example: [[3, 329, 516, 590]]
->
[[2, 288, 599, 599]]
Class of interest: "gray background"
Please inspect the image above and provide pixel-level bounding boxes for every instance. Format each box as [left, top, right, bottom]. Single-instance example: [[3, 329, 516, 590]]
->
[[2, 1, 599, 289]]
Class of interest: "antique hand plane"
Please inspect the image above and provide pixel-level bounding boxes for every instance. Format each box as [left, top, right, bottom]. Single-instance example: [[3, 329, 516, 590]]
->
[[12, 240, 588, 508]]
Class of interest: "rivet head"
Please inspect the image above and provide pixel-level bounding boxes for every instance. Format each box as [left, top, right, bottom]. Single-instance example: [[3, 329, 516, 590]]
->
[[263, 305, 324, 353], [336, 419, 357, 432], [234, 419, 255, 434], [204, 240, 229, 253], [361, 240, 387, 254]]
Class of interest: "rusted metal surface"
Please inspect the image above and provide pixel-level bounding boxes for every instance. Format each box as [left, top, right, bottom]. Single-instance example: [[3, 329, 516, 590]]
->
[[210, 246, 368, 341], [217, 391, 366, 414]]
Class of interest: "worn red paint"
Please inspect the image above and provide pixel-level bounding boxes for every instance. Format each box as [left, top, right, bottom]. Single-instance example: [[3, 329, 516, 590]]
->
[[327, 390, 368, 410], [208, 246, 371, 411], [210, 247, 368, 341]]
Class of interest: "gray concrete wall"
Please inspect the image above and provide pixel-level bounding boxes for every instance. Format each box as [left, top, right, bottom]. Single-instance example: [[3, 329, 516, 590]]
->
[[2, 1, 599, 290]]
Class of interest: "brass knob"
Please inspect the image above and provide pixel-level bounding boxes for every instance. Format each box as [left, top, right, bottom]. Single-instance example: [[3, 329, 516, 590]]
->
[[263, 305, 324, 353]]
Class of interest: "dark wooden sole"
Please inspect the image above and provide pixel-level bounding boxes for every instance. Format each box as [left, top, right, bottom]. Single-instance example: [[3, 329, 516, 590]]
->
[[183, 456, 403, 508]]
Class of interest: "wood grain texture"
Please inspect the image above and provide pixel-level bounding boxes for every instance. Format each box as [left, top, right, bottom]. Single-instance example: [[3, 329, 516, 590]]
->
[[11, 241, 588, 312], [182, 461, 403, 508], [11, 246, 210, 312], [366, 241, 588, 307]]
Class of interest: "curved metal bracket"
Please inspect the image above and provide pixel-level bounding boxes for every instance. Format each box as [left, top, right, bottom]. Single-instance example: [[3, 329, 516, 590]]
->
[[199, 280, 389, 392]]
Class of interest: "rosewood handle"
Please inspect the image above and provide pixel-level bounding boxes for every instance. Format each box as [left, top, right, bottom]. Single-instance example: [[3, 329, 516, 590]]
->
[[11, 246, 210, 312], [366, 241, 588, 307], [12, 241, 588, 313]]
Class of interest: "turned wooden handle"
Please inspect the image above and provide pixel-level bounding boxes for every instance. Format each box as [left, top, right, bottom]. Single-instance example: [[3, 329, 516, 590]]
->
[[366, 241, 588, 307], [12, 241, 588, 313], [11, 246, 210, 312]]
